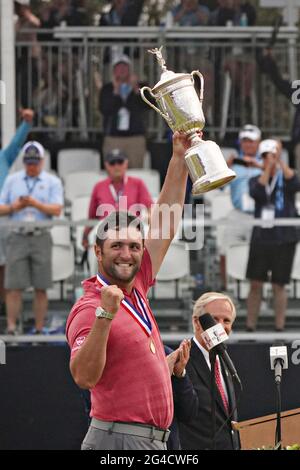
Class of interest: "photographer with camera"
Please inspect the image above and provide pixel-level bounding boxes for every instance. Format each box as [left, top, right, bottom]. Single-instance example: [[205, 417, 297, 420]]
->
[[220, 124, 263, 287], [246, 139, 300, 331]]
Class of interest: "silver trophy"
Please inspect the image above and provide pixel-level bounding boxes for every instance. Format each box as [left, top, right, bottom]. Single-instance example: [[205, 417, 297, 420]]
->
[[140, 47, 236, 194]]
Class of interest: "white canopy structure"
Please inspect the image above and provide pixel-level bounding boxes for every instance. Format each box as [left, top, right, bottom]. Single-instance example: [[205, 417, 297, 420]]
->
[[0, 0, 16, 147]]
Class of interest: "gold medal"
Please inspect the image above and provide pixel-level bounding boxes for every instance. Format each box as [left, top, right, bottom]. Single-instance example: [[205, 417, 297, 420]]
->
[[150, 338, 156, 354]]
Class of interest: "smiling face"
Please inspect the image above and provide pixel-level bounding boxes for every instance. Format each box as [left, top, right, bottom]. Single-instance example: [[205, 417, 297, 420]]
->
[[193, 299, 234, 349], [95, 226, 144, 288]]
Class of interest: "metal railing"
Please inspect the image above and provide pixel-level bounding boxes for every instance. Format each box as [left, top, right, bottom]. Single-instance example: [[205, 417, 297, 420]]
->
[[15, 26, 300, 141]]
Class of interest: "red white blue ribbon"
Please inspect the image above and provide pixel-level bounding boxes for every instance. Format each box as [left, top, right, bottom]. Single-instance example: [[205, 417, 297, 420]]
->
[[96, 273, 152, 337]]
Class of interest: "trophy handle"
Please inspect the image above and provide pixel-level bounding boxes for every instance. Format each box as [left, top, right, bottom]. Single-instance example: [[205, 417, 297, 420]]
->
[[140, 86, 170, 121], [191, 71, 204, 103]]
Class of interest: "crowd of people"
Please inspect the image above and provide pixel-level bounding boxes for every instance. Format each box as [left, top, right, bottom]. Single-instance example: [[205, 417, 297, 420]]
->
[[13, 0, 265, 132], [19, 1, 259, 29]]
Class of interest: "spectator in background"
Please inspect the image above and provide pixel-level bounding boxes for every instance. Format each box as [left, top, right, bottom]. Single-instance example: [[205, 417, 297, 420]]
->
[[210, 0, 256, 26], [220, 124, 262, 287], [0, 108, 34, 317], [171, 0, 214, 119], [246, 139, 300, 332], [211, 0, 257, 122], [99, 55, 148, 168], [82, 148, 153, 249], [99, 0, 145, 63], [40, 0, 89, 27], [65, 0, 89, 26], [210, 0, 227, 25], [0, 109, 34, 192], [15, 0, 41, 108], [0, 141, 63, 335], [172, 0, 210, 26], [99, 1, 145, 65], [34, 60, 70, 141], [39, 0, 70, 28], [227, 124, 262, 218], [257, 49, 300, 172], [99, 0, 144, 26]]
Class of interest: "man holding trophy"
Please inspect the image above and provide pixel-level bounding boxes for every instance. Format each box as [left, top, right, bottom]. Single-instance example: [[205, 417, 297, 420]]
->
[[67, 47, 235, 451]]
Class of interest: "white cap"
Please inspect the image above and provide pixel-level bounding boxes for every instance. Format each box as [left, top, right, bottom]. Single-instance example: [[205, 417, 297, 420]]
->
[[112, 54, 131, 68], [239, 124, 261, 141], [258, 139, 278, 156], [22, 141, 45, 161], [15, 0, 31, 5]]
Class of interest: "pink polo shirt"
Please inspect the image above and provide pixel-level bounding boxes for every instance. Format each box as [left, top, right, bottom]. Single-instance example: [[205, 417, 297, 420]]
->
[[66, 249, 173, 429], [88, 176, 153, 219]]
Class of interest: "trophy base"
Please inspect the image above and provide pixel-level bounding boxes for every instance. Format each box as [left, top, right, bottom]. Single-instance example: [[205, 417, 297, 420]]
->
[[185, 139, 236, 195], [192, 169, 236, 195]]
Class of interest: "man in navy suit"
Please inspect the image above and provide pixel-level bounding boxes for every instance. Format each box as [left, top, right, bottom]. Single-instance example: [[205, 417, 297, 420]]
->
[[179, 292, 241, 450], [164, 342, 198, 450]]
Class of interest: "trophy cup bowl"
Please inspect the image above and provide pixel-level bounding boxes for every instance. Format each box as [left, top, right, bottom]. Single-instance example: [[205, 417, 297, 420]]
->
[[140, 48, 236, 194]]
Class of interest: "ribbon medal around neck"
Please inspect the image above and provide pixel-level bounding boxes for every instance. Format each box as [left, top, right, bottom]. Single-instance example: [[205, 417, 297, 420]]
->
[[96, 273, 156, 354]]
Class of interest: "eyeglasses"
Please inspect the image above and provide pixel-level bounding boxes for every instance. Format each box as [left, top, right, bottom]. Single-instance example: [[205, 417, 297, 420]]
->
[[108, 159, 125, 166]]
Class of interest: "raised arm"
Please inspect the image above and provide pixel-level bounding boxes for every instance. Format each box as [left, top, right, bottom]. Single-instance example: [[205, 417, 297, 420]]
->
[[145, 132, 190, 278], [3, 109, 34, 166], [259, 51, 293, 101]]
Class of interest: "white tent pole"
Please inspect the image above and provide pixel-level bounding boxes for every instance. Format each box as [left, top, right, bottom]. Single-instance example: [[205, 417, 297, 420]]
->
[[1, 0, 16, 148]]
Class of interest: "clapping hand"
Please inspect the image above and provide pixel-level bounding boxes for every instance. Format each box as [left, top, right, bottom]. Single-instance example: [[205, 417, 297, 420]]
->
[[173, 339, 191, 378]]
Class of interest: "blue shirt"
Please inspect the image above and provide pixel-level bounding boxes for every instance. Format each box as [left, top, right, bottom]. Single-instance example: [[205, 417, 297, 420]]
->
[[0, 170, 63, 221], [172, 5, 210, 26], [229, 153, 262, 212], [0, 121, 31, 191], [230, 165, 261, 212]]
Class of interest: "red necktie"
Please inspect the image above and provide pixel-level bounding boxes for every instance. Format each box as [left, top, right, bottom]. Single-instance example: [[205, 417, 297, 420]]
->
[[214, 357, 229, 414]]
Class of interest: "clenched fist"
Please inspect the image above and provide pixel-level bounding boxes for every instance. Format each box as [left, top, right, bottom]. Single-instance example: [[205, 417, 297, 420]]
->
[[20, 108, 34, 123], [100, 285, 124, 317]]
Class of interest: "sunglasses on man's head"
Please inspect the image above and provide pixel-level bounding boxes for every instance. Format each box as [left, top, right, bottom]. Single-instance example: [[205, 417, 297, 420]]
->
[[108, 159, 125, 166]]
